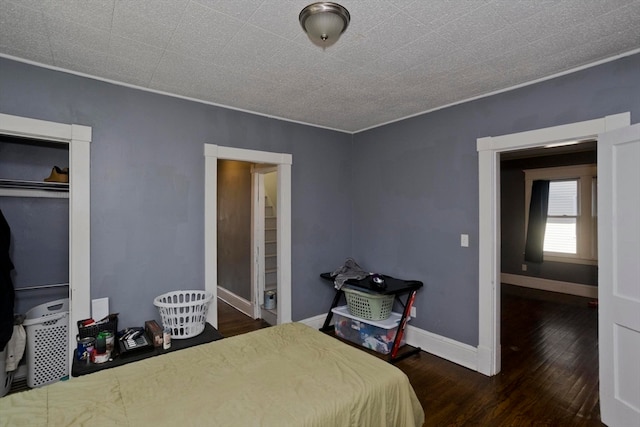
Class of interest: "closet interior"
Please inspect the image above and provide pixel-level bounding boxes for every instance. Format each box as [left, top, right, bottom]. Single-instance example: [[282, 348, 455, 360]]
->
[[1, 134, 70, 392]]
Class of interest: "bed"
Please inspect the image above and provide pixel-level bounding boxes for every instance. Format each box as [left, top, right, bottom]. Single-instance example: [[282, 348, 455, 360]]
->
[[0, 322, 424, 426]]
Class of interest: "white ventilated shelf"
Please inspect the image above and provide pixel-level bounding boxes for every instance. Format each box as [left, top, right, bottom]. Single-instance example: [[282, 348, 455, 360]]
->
[[0, 179, 69, 199]]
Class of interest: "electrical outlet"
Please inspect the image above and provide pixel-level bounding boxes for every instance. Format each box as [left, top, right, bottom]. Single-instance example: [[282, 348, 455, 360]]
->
[[410, 306, 416, 318], [522, 263, 527, 271]]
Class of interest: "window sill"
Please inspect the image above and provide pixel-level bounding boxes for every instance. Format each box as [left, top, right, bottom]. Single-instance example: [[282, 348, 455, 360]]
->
[[543, 254, 597, 266]]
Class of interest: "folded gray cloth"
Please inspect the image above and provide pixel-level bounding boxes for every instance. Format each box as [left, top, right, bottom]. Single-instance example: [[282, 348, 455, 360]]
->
[[331, 258, 369, 290]]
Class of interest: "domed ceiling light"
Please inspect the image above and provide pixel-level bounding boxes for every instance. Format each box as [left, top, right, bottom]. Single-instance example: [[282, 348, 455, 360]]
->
[[299, 2, 350, 47]]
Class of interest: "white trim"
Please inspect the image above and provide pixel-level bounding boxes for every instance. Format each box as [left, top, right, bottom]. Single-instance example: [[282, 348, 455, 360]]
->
[[477, 112, 630, 377], [204, 144, 292, 329], [0, 113, 76, 142], [405, 325, 478, 371], [501, 273, 598, 299], [0, 113, 91, 373], [203, 151, 218, 327], [276, 162, 291, 325], [217, 287, 253, 318], [477, 147, 501, 376]]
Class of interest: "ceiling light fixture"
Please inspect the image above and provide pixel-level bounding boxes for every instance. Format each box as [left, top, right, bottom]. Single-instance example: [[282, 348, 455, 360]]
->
[[299, 2, 350, 47]]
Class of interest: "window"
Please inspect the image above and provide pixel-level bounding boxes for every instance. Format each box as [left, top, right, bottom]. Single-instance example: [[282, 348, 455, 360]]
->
[[545, 180, 578, 253], [524, 164, 597, 264]]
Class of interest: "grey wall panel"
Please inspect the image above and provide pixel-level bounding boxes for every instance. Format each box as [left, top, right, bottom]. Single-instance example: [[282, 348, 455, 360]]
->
[[352, 54, 640, 347], [2, 53, 638, 347], [1, 197, 69, 314], [0, 58, 353, 327]]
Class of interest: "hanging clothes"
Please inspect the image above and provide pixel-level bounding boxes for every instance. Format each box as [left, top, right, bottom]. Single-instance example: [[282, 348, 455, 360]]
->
[[5, 324, 25, 371], [0, 209, 15, 352]]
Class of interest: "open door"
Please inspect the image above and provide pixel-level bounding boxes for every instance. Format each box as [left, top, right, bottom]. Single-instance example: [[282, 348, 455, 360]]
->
[[251, 165, 278, 324], [598, 123, 640, 426]]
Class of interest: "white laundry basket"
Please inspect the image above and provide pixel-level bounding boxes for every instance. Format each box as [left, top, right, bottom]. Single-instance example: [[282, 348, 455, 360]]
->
[[153, 290, 213, 339], [23, 299, 69, 388]]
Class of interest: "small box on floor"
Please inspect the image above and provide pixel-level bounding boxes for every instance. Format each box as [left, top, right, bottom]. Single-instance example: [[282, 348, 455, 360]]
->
[[332, 305, 407, 354], [145, 320, 163, 347]]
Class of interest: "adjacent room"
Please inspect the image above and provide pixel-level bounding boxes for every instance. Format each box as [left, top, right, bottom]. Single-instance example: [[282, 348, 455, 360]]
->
[[1, 1, 639, 426]]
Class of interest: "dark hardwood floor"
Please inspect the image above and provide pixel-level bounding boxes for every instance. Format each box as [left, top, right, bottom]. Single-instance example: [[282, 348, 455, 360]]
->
[[217, 300, 271, 337], [217, 284, 601, 427]]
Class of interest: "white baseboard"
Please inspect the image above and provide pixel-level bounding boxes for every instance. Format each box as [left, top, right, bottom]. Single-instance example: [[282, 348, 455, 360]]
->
[[298, 313, 330, 329], [217, 286, 254, 318], [404, 325, 478, 371], [501, 273, 598, 299], [298, 313, 479, 372]]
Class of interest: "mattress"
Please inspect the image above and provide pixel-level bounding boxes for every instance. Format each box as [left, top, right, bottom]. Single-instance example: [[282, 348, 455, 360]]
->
[[0, 322, 424, 426]]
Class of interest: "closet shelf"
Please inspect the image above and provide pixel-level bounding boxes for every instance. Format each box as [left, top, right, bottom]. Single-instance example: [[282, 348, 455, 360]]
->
[[0, 179, 69, 199]]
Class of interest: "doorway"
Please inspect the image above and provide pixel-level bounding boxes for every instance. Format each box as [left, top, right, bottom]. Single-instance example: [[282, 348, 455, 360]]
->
[[203, 144, 292, 329], [215, 160, 254, 317], [499, 143, 598, 296], [214, 160, 278, 326], [476, 112, 630, 377]]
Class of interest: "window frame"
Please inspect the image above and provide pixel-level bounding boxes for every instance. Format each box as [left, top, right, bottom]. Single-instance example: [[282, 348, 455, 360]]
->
[[524, 164, 597, 265]]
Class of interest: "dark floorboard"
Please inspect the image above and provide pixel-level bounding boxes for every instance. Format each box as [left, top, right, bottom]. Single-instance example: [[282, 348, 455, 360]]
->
[[217, 284, 601, 426]]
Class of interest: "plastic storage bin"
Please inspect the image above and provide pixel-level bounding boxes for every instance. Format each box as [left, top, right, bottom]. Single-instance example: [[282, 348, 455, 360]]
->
[[22, 298, 69, 388], [342, 286, 394, 320], [332, 305, 407, 354], [153, 290, 213, 339]]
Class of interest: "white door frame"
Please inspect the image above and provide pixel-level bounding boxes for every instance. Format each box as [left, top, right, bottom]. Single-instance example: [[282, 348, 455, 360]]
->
[[204, 144, 292, 328], [251, 165, 278, 320], [476, 112, 630, 376], [0, 113, 91, 369]]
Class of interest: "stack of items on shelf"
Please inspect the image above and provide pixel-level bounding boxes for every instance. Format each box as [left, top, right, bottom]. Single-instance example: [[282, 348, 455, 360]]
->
[[76, 313, 119, 364]]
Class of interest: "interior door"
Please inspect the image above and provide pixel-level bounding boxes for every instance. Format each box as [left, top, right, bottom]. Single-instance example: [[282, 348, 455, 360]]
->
[[251, 168, 265, 319], [598, 123, 640, 427]]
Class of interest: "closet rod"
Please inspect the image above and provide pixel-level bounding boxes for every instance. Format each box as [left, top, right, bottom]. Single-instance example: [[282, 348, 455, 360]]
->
[[14, 283, 69, 291]]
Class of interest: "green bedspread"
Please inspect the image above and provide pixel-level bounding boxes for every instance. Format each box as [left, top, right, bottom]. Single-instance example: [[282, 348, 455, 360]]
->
[[0, 322, 424, 427]]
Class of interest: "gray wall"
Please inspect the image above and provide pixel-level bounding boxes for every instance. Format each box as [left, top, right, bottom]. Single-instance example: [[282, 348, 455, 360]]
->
[[352, 53, 639, 347], [217, 160, 251, 300], [0, 57, 353, 328], [1, 54, 638, 346], [501, 150, 598, 286], [0, 137, 70, 314]]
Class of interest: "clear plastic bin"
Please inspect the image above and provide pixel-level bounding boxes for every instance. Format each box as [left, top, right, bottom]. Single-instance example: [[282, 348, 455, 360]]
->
[[332, 305, 408, 354]]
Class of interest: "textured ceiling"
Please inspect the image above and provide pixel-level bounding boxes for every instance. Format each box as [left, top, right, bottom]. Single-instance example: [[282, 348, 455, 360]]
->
[[1, 0, 639, 133]]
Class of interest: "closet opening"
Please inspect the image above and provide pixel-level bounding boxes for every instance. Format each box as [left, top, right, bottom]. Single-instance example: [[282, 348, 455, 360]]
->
[[0, 113, 91, 389]]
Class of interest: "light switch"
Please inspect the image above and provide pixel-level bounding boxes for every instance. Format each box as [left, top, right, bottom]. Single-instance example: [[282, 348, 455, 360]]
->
[[461, 234, 469, 247]]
